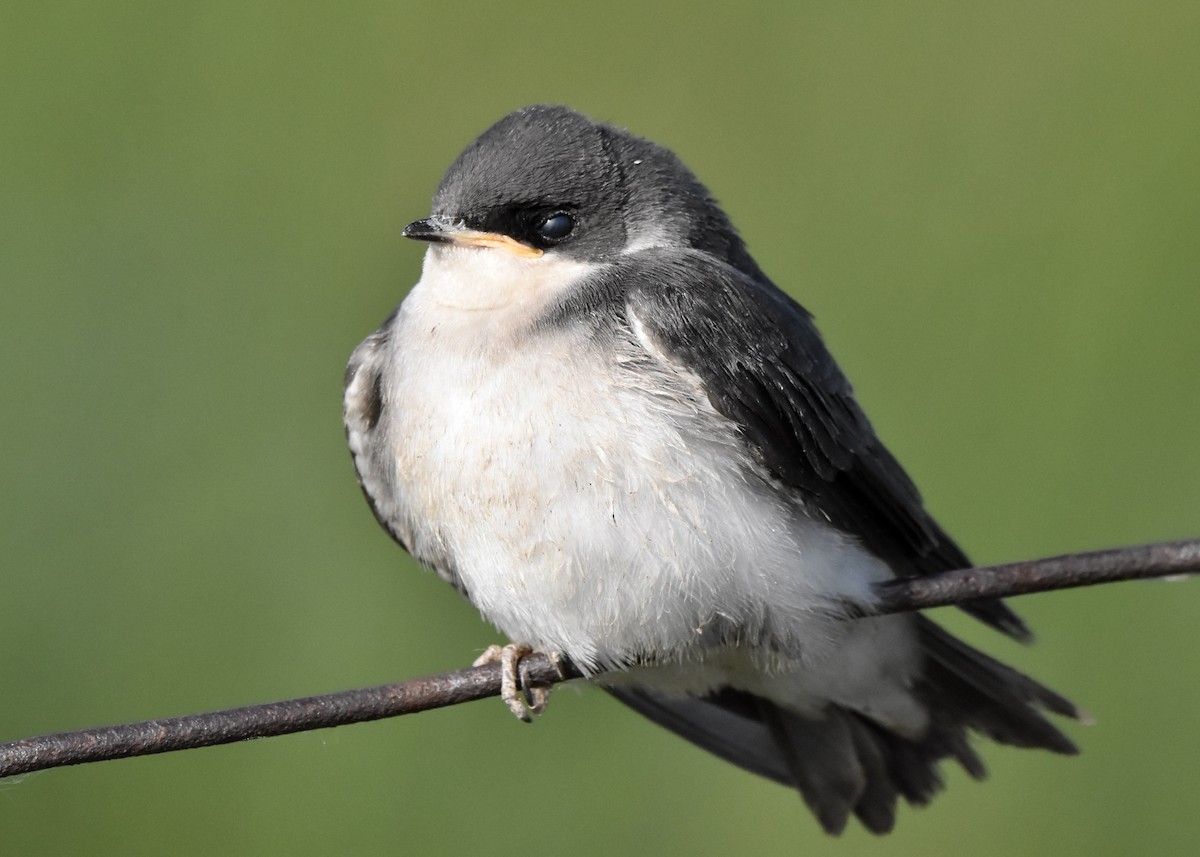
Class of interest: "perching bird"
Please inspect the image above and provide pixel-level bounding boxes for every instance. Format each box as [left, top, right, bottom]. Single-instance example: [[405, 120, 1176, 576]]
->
[[343, 104, 1082, 835]]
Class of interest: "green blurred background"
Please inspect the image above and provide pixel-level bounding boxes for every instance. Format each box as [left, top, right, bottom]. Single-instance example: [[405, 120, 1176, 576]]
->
[[2, 2, 1198, 854]]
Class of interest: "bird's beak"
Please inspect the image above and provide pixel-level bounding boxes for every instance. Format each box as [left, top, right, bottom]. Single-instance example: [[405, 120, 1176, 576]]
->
[[402, 217, 544, 258]]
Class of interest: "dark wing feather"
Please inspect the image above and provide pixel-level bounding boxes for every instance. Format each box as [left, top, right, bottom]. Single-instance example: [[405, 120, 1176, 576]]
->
[[604, 685, 795, 786], [619, 248, 1027, 638]]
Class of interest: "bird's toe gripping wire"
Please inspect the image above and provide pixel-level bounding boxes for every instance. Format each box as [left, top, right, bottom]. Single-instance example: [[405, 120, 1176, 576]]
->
[[473, 643, 566, 722]]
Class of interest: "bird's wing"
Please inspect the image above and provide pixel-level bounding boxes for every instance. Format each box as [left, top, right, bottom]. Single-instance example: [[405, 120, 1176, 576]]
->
[[344, 325, 406, 543], [617, 248, 1027, 639]]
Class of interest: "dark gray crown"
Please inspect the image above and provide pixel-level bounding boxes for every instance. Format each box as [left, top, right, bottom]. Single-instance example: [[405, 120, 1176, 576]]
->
[[431, 105, 761, 275]]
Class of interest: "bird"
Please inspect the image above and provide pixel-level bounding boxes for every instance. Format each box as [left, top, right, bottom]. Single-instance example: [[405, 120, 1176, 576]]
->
[[343, 104, 1083, 835]]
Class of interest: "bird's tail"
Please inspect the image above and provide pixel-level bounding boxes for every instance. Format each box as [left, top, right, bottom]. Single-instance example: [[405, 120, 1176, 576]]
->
[[606, 615, 1084, 835]]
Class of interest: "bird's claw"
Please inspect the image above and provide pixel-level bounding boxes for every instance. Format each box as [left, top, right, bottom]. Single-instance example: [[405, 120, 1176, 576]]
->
[[473, 643, 565, 722]]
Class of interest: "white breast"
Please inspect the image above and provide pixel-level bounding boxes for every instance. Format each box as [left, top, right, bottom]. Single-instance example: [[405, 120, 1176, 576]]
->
[[372, 245, 925, 730]]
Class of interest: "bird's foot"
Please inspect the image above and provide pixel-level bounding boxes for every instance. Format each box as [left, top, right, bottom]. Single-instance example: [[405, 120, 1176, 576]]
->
[[473, 643, 566, 722]]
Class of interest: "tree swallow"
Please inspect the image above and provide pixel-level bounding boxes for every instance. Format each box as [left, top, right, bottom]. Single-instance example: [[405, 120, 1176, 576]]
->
[[343, 104, 1082, 834]]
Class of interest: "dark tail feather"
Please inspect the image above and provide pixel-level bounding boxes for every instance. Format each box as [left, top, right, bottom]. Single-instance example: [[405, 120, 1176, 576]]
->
[[758, 702, 868, 835], [915, 616, 1082, 753], [604, 617, 1083, 835]]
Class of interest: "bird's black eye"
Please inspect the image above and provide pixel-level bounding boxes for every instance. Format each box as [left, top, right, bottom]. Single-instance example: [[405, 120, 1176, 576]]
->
[[536, 212, 575, 242]]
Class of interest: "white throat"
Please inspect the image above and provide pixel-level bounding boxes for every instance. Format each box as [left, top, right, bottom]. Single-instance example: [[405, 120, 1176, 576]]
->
[[416, 244, 601, 315]]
